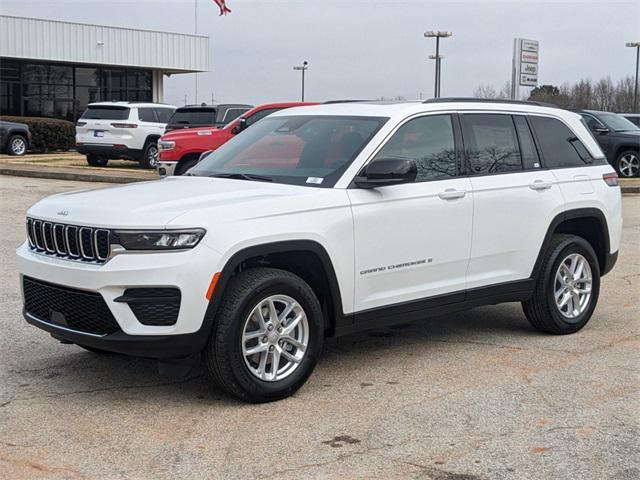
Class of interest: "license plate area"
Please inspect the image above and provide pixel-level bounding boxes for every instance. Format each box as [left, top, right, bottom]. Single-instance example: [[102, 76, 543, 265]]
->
[[93, 131, 105, 137]]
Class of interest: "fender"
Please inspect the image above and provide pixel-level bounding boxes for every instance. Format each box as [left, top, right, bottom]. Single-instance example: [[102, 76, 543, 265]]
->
[[530, 207, 613, 280], [199, 240, 349, 344]]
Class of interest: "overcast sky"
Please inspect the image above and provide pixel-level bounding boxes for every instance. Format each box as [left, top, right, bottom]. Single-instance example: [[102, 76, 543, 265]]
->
[[1, 0, 639, 106]]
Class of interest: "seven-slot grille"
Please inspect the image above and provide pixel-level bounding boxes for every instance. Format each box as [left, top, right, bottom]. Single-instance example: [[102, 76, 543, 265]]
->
[[26, 218, 110, 263]]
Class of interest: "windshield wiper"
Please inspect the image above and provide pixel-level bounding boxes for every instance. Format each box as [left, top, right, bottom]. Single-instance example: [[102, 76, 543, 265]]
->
[[207, 172, 273, 182]]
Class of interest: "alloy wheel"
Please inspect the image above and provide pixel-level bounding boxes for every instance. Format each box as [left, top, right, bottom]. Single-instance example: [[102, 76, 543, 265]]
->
[[618, 153, 639, 177], [554, 253, 593, 321], [241, 294, 309, 382], [10, 137, 27, 155], [147, 145, 159, 168]]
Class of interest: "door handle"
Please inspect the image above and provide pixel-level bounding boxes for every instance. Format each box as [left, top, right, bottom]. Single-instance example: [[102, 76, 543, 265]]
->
[[529, 179, 553, 191], [438, 188, 466, 200]]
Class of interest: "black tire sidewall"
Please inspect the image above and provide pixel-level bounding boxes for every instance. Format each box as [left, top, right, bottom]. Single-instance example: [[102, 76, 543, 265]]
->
[[176, 158, 198, 176], [221, 275, 323, 401], [543, 239, 600, 332]]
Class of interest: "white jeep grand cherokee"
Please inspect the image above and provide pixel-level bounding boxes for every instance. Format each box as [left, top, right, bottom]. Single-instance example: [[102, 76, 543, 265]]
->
[[18, 99, 622, 402]]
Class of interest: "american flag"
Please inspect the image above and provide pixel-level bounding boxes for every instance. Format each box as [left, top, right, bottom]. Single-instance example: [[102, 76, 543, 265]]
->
[[212, 0, 231, 15]]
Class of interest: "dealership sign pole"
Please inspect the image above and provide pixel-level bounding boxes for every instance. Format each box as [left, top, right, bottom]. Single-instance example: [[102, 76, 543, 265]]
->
[[511, 38, 539, 100]]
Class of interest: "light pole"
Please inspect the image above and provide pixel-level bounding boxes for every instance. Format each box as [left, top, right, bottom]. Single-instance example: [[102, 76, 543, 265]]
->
[[424, 31, 452, 98], [293, 61, 309, 101], [626, 42, 640, 112], [429, 54, 445, 97]]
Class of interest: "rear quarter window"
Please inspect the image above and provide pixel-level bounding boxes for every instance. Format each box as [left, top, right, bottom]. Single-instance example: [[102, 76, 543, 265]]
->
[[528, 116, 598, 168]]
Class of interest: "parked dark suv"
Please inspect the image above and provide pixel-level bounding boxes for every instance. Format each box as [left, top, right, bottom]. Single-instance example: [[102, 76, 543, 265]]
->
[[164, 104, 252, 133], [0, 120, 31, 155], [576, 110, 640, 177]]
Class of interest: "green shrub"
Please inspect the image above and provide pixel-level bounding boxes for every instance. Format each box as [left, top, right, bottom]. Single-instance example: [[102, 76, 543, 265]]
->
[[0, 116, 75, 153]]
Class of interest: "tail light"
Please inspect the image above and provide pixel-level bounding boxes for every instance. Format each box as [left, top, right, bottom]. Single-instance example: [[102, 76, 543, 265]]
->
[[603, 172, 619, 187], [110, 123, 138, 128], [76, 121, 87, 127]]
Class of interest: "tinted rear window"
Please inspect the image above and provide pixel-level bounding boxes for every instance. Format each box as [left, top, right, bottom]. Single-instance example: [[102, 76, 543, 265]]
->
[[168, 108, 217, 125], [528, 116, 595, 168], [81, 106, 129, 120]]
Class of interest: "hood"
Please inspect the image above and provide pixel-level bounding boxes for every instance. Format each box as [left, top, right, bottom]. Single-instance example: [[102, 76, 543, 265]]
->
[[162, 126, 226, 141], [610, 129, 640, 138], [27, 176, 319, 229]]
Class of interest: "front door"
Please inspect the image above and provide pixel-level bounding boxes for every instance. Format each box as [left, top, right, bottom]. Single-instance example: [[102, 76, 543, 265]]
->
[[349, 113, 473, 314]]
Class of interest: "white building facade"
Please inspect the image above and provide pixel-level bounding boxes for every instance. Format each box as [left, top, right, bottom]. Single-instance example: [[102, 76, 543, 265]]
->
[[0, 15, 209, 120]]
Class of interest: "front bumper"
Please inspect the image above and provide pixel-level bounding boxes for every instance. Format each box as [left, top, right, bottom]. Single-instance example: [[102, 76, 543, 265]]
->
[[157, 161, 177, 177], [16, 242, 222, 357]]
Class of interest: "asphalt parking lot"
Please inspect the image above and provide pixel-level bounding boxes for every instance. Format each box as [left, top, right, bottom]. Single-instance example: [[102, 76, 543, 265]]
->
[[0, 176, 638, 480]]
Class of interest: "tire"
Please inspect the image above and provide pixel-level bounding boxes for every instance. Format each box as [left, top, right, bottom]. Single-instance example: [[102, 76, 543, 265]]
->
[[615, 150, 639, 178], [523, 234, 600, 334], [139, 141, 159, 169], [7, 134, 28, 155], [204, 268, 324, 403], [175, 157, 198, 176], [86, 154, 108, 167]]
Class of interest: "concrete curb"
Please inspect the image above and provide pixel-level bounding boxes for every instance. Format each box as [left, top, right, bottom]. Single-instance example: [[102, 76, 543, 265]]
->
[[1, 166, 639, 193], [0, 166, 152, 184]]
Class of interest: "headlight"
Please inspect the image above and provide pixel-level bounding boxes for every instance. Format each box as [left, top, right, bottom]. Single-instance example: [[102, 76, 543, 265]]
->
[[158, 140, 176, 151], [113, 229, 205, 251]]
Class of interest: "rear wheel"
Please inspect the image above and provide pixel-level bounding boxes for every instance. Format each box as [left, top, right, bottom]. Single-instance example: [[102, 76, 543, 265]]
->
[[616, 150, 639, 178], [523, 234, 600, 334], [139, 141, 159, 169], [7, 134, 27, 155], [204, 268, 324, 403], [86, 154, 108, 167]]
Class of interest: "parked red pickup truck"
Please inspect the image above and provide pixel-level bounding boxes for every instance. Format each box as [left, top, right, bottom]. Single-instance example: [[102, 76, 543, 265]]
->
[[157, 102, 317, 176]]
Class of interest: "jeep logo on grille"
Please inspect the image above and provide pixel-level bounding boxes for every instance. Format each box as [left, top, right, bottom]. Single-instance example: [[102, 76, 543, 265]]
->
[[57, 210, 69, 216]]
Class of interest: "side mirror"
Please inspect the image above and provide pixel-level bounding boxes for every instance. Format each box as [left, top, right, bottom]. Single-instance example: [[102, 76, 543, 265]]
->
[[231, 118, 247, 134], [592, 125, 609, 134], [354, 157, 417, 189]]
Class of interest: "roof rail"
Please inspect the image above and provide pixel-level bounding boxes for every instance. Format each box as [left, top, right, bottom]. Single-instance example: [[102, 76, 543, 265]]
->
[[322, 99, 374, 104], [424, 97, 557, 108]]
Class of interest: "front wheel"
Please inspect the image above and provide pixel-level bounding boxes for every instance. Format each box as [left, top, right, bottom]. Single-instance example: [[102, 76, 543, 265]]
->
[[7, 135, 28, 155], [523, 234, 600, 334], [204, 268, 324, 403], [616, 150, 639, 178], [139, 142, 159, 169]]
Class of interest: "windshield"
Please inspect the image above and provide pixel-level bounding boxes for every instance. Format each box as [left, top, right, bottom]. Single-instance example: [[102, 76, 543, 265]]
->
[[168, 108, 217, 125], [189, 115, 388, 187], [596, 112, 640, 132]]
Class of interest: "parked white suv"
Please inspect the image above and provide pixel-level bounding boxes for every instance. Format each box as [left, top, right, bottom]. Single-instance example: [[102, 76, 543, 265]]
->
[[76, 102, 176, 168], [18, 99, 622, 402]]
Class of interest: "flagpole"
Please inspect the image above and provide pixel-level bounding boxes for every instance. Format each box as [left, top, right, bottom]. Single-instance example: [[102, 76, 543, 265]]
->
[[194, 0, 198, 104]]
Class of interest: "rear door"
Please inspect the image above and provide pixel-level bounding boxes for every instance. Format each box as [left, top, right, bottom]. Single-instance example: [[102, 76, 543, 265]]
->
[[349, 113, 473, 314], [76, 105, 130, 145], [461, 113, 564, 289]]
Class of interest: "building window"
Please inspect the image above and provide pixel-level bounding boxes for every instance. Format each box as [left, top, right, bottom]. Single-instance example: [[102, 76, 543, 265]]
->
[[0, 58, 153, 120]]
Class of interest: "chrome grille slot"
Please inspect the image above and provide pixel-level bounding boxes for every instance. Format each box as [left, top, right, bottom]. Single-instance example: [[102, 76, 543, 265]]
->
[[79, 227, 95, 260], [33, 220, 44, 250], [26, 219, 35, 247], [66, 226, 80, 257], [94, 230, 110, 261], [53, 224, 67, 255], [43, 222, 55, 253], [26, 218, 110, 264]]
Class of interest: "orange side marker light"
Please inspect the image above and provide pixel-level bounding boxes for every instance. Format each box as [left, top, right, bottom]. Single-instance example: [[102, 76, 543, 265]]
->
[[206, 272, 221, 300]]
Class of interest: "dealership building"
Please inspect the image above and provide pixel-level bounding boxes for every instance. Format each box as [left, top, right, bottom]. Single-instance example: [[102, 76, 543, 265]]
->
[[0, 15, 209, 121]]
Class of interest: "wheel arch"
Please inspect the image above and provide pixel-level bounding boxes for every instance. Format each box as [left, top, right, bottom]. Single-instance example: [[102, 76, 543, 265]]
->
[[532, 208, 613, 280], [202, 240, 348, 341], [614, 143, 639, 159]]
